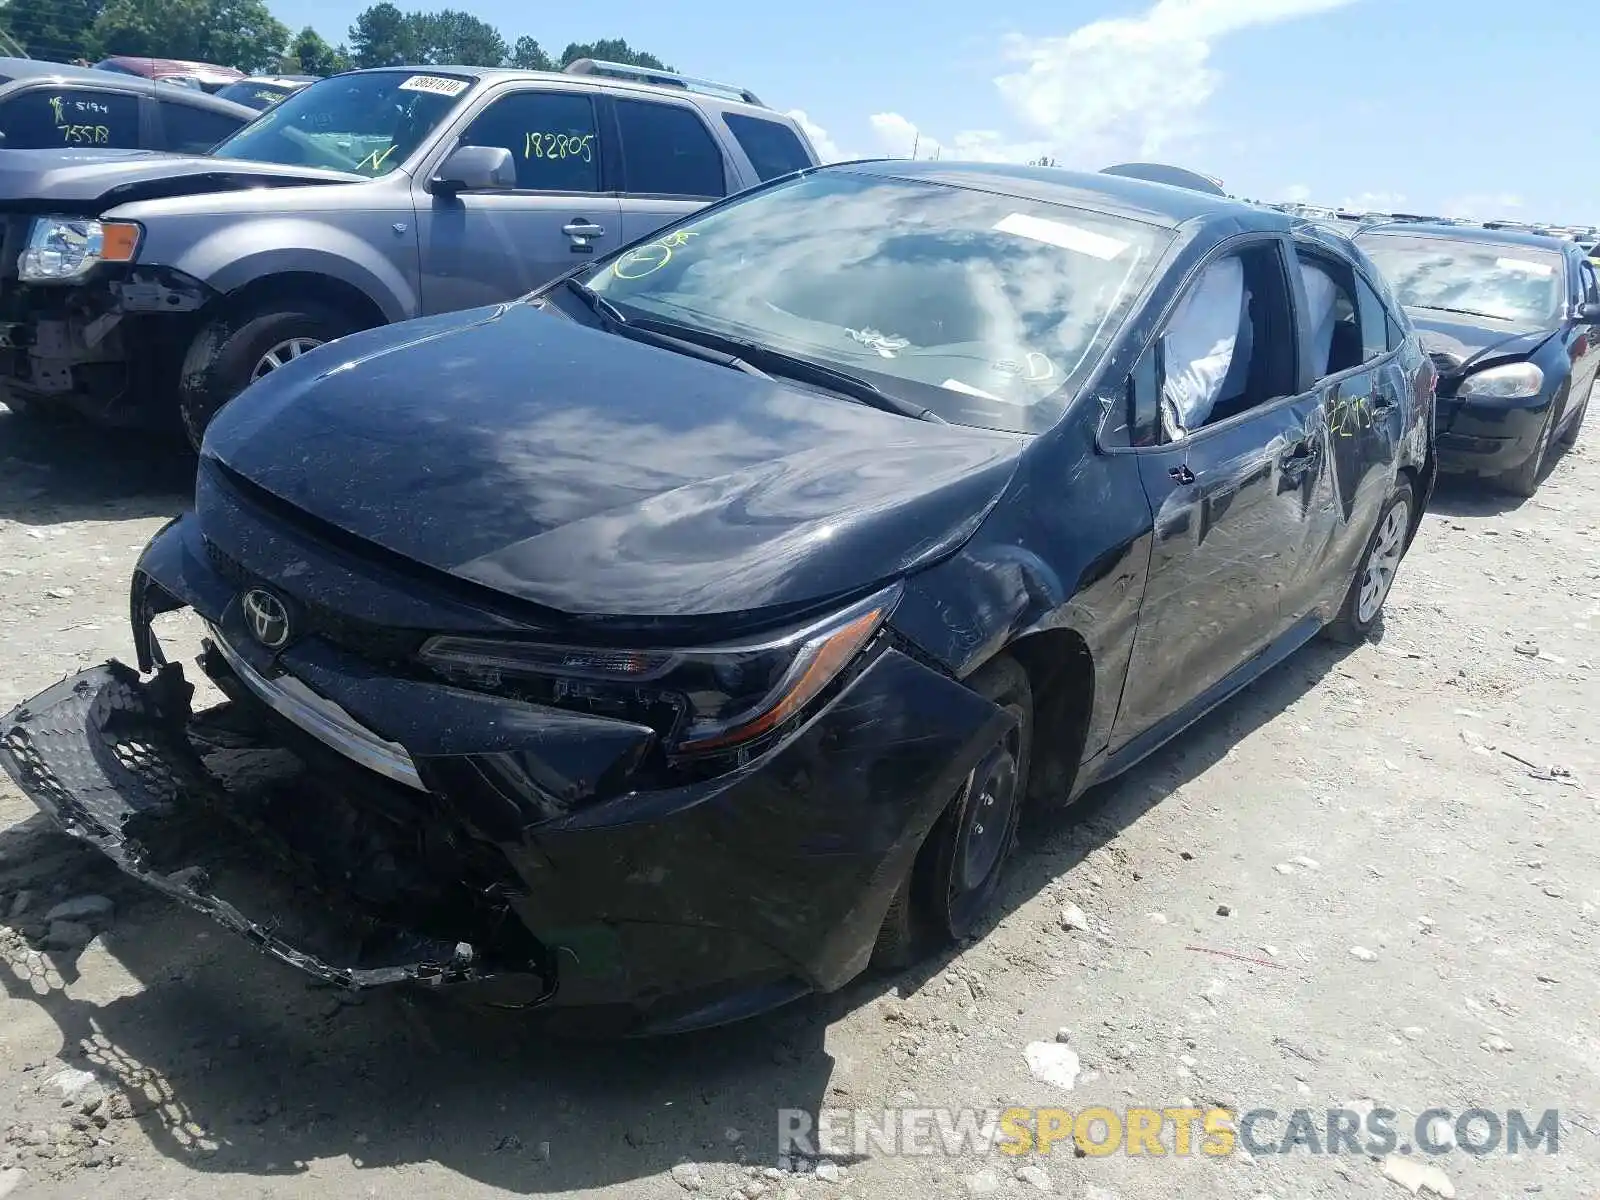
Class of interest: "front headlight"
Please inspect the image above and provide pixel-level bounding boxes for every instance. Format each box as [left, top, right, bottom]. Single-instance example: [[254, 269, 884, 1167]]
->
[[17, 217, 141, 282], [1456, 361, 1544, 401], [417, 583, 901, 756]]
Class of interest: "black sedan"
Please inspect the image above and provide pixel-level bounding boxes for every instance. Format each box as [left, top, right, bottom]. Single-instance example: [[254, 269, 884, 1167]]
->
[[0, 162, 1437, 1035], [1356, 222, 1596, 495]]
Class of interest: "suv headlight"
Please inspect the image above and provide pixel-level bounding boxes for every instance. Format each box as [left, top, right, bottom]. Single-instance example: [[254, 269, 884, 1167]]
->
[[1456, 361, 1543, 401], [17, 217, 141, 282], [417, 583, 901, 756]]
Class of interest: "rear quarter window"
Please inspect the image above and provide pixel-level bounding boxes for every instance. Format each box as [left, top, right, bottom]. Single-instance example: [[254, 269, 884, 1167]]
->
[[723, 112, 814, 180]]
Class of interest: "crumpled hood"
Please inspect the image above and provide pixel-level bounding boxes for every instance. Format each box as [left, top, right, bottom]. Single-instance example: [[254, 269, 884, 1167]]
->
[[1406, 308, 1555, 372], [203, 304, 1028, 619], [0, 148, 365, 209]]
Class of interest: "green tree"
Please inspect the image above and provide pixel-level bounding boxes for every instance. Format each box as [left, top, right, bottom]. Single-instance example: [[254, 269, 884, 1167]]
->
[[408, 9, 505, 65], [348, 2, 413, 67], [283, 25, 347, 75], [507, 35, 551, 71], [90, 0, 288, 72], [558, 38, 672, 71], [1, 0, 106, 62]]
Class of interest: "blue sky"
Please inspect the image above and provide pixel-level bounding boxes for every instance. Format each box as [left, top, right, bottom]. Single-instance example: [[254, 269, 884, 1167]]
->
[[271, 0, 1596, 224]]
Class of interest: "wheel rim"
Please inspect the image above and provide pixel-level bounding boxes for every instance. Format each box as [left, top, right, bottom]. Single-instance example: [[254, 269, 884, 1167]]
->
[[945, 733, 1020, 932], [252, 337, 322, 380], [1356, 499, 1410, 623]]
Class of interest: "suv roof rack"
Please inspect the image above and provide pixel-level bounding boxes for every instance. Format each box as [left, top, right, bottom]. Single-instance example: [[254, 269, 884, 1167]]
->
[[562, 58, 765, 107]]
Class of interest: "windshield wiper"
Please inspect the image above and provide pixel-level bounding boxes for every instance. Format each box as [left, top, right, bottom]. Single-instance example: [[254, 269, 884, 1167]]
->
[[627, 316, 946, 423], [560, 279, 770, 379], [1408, 303, 1516, 321]]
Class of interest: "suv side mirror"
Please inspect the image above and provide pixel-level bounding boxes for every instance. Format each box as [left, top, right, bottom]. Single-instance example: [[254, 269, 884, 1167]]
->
[[1574, 300, 1600, 324], [431, 145, 515, 195]]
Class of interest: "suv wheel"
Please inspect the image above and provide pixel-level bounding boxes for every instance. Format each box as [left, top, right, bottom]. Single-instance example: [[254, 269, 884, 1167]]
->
[[179, 298, 362, 450]]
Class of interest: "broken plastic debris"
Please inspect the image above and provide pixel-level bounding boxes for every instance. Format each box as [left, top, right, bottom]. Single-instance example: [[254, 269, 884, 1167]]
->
[[1024, 1041, 1081, 1090], [1380, 1152, 1455, 1196]]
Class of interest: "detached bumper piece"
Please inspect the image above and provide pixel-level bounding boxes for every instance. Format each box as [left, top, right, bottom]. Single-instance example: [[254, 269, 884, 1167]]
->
[[0, 661, 553, 998]]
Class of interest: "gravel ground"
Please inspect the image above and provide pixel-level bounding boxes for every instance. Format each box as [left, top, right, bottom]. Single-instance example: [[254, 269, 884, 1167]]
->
[[0, 403, 1595, 1200]]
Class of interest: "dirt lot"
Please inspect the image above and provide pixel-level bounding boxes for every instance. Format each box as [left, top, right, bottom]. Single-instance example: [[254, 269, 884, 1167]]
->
[[0, 403, 1594, 1200]]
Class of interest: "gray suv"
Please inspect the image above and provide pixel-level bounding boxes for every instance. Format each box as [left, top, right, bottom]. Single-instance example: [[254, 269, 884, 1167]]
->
[[0, 59, 820, 445]]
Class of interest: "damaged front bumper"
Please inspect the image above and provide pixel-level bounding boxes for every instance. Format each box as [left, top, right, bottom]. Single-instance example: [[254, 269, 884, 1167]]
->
[[0, 266, 212, 426], [0, 513, 1010, 1034], [0, 660, 545, 993]]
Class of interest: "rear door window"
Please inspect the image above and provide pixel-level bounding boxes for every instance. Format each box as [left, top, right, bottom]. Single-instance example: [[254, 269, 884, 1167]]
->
[[157, 98, 246, 153], [458, 90, 602, 192], [613, 98, 726, 199], [723, 112, 813, 180], [0, 88, 141, 149]]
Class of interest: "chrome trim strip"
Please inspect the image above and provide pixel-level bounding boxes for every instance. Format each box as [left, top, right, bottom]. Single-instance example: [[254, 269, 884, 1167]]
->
[[206, 625, 426, 791]]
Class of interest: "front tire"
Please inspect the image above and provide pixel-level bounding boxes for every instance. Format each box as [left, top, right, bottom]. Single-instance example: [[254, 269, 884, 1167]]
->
[[178, 298, 362, 450], [1558, 389, 1588, 447], [1325, 481, 1413, 644], [1497, 401, 1558, 497], [871, 655, 1032, 969]]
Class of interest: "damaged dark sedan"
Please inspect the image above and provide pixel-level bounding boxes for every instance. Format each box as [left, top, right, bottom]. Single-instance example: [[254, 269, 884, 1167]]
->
[[1356, 222, 1596, 495], [0, 163, 1437, 1035]]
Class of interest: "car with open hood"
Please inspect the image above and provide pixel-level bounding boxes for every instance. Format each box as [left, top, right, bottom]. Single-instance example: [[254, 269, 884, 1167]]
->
[[1356, 222, 1596, 495], [0, 60, 818, 443], [0, 162, 1436, 1036]]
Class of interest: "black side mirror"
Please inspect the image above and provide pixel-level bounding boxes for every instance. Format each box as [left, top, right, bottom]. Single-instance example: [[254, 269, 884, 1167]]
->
[[1573, 300, 1600, 324], [431, 144, 515, 195]]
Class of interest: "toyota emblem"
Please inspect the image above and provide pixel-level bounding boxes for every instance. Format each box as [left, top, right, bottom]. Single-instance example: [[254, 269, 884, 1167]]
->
[[241, 588, 291, 650]]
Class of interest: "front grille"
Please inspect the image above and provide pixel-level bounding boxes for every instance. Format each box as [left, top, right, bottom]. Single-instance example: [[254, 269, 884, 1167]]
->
[[203, 537, 425, 666]]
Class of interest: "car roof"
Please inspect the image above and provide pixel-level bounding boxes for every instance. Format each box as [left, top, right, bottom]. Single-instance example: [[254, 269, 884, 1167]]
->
[[98, 56, 243, 80], [333, 64, 781, 119], [0, 59, 257, 117], [829, 159, 1291, 231], [1356, 220, 1577, 252]]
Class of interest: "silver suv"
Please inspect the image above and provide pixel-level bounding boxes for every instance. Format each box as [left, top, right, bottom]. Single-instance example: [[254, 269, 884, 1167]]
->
[[0, 59, 820, 445]]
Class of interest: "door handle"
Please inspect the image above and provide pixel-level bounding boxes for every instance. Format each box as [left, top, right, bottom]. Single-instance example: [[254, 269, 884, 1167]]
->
[[562, 221, 605, 238], [1169, 463, 1195, 485]]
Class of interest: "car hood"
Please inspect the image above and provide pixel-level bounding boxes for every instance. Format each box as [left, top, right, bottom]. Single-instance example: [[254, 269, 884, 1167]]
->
[[0, 149, 366, 211], [203, 304, 1028, 620], [1405, 308, 1555, 371]]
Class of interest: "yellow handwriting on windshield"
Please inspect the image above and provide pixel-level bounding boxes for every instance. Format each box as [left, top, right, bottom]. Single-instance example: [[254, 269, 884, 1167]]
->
[[612, 229, 698, 280], [356, 144, 397, 172], [524, 131, 593, 162]]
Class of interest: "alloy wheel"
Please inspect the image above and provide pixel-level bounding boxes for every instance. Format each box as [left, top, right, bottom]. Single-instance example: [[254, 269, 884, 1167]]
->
[[1356, 499, 1411, 624], [252, 337, 323, 381]]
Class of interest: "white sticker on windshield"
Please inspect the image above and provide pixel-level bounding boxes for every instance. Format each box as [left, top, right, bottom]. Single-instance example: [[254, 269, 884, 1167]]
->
[[397, 74, 470, 97], [1494, 256, 1555, 276], [993, 212, 1128, 260]]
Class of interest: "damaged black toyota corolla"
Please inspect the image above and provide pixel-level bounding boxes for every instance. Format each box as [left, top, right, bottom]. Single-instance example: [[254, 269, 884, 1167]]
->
[[0, 163, 1437, 1035]]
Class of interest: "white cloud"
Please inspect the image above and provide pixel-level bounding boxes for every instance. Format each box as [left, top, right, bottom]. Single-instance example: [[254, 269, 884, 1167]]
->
[[786, 109, 849, 163], [1441, 192, 1525, 220], [1281, 183, 1312, 203], [991, 0, 1358, 163], [1339, 190, 1406, 211], [858, 0, 1355, 172]]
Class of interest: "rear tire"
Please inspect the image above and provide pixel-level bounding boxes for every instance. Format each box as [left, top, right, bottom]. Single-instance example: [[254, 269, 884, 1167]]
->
[[870, 655, 1032, 970], [178, 298, 363, 451], [1324, 481, 1414, 644]]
